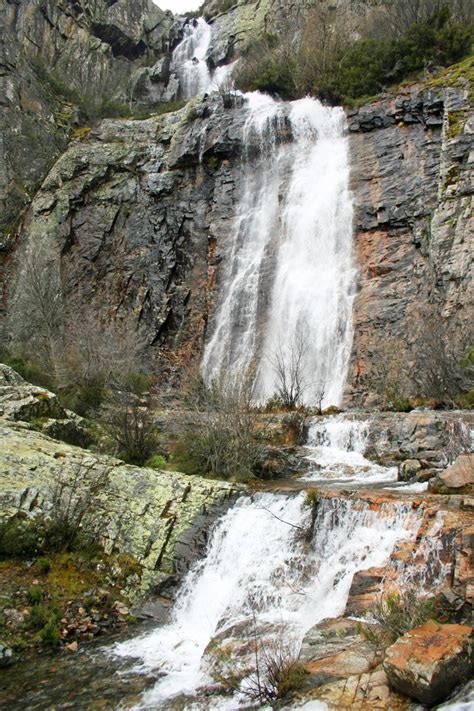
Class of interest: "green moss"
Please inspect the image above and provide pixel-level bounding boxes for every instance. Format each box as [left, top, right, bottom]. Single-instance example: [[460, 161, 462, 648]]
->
[[424, 54, 474, 100], [447, 109, 469, 139]]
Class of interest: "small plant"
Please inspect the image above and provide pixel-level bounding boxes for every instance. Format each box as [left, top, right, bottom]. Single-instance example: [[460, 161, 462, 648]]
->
[[372, 588, 437, 643], [144, 453, 167, 470], [27, 586, 43, 605], [26, 604, 49, 632], [37, 557, 52, 575], [38, 615, 61, 648]]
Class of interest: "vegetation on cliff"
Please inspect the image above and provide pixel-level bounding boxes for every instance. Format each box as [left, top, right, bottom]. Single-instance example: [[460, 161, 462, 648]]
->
[[235, 1, 474, 103]]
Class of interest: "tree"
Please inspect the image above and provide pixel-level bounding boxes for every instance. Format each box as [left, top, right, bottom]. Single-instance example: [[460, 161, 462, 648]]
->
[[269, 332, 310, 409], [8, 241, 64, 381]]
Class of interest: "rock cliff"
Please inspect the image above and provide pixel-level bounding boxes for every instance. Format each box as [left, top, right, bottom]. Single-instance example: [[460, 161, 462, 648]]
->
[[0, 0, 175, 247], [1, 0, 473, 403]]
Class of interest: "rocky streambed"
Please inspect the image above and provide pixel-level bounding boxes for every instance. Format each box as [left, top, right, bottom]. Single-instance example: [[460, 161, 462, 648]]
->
[[1, 365, 473, 709]]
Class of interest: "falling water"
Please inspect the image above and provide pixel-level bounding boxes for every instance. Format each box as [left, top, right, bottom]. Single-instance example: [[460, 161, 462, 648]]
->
[[170, 18, 234, 99], [201, 94, 356, 407], [112, 493, 421, 709], [303, 415, 398, 485]]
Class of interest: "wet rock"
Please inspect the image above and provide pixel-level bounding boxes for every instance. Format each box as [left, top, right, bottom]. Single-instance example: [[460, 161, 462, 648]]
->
[[429, 453, 474, 495], [345, 567, 385, 616], [383, 621, 473, 705], [398, 459, 422, 481], [300, 618, 380, 679]]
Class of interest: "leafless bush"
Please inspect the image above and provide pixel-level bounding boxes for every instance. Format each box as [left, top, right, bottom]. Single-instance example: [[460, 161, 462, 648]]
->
[[63, 314, 147, 389], [368, 336, 412, 410], [100, 376, 157, 466], [412, 314, 469, 404], [207, 616, 306, 704], [46, 458, 111, 552], [174, 372, 262, 481], [269, 332, 311, 410], [8, 241, 64, 381], [376, 0, 474, 37]]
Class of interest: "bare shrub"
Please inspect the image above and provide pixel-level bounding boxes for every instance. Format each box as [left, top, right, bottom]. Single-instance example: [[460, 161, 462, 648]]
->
[[411, 309, 470, 405], [45, 458, 111, 552], [173, 372, 262, 481], [8, 241, 64, 381], [368, 336, 412, 411], [269, 332, 311, 410], [100, 375, 157, 466], [372, 588, 436, 643]]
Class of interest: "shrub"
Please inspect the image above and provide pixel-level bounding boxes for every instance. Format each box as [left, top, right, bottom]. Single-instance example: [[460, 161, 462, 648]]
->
[[44, 460, 111, 553], [144, 453, 167, 470], [0, 517, 42, 560], [373, 588, 437, 643], [99, 377, 157, 466], [37, 557, 52, 574], [173, 376, 262, 481], [38, 615, 61, 648], [26, 604, 49, 632], [27, 586, 43, 605]]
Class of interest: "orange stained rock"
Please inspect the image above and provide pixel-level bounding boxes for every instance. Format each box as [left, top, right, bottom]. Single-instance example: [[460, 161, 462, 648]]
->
[[386, 621, 472, 667]]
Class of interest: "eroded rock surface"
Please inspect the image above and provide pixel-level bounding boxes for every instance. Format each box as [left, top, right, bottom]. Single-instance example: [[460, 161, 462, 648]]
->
[[383, 621, 473, 705]]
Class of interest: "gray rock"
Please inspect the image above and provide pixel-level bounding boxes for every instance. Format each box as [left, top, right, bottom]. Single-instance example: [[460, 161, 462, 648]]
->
[[398, 459, 422, 481], [0, 642, 13, 668]]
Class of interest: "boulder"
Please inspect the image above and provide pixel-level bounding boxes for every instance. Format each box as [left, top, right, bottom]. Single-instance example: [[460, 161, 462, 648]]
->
[[398, 459, 422, 481], [429, 453, 474, 494], [383, 621, 473, 705]]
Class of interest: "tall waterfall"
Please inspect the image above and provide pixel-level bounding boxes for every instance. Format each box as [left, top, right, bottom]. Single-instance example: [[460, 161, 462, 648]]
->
[[201, 94, 356, 407], [112, 493, 421, 709], [170, 18, 234, 99]]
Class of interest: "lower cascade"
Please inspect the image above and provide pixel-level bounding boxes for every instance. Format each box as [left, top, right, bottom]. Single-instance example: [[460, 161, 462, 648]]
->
[[201, 94, 356, 407], [112, 493, 421, 709], [303, 415, 398, 485]]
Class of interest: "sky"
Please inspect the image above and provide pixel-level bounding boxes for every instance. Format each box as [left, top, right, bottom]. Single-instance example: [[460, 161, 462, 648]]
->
[[153, 0, 202, 13]]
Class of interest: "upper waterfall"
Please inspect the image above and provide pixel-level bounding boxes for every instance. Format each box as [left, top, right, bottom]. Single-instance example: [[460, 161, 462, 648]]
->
[[170, 18, 234, 99], [202, 93, 356, 407]]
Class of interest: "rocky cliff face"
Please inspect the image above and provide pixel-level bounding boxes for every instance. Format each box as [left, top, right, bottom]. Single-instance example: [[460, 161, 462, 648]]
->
[[347, 81, 473, 403], [1, 0, 473, 403], [0, 0, 175, 247], [4, 78, 472, 401]]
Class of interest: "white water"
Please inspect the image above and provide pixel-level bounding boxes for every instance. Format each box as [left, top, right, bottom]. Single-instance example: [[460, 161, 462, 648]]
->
[[303, 416, 398, 485], [113, 493, 421, 709], [201, 93, 355, 407], [170, 18, 234, 99]]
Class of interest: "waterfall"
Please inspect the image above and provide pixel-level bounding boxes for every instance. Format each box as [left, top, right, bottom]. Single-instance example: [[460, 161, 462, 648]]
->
[[303, 415, 398, 485], [170, 18, 234, 99], [201, 94, 356, 407], [112, 493, 421, 708]]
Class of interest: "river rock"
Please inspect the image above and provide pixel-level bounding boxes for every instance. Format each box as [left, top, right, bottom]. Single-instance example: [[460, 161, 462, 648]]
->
[[300, 618, 380, 680], [383, 621, 473, 705], [398, 459, 422, 481], [429, 453, 474, 494]]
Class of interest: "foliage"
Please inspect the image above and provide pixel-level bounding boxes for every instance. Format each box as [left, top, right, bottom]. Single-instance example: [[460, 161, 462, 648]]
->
[[372, 589, 437, 643], [144, 453, 167, 470], [38, 614, 61, 648], [99, 376, 157, 466], [0, 517, 42, 559], [172, 374, 263, 481], [234, 3, 474, 103]]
